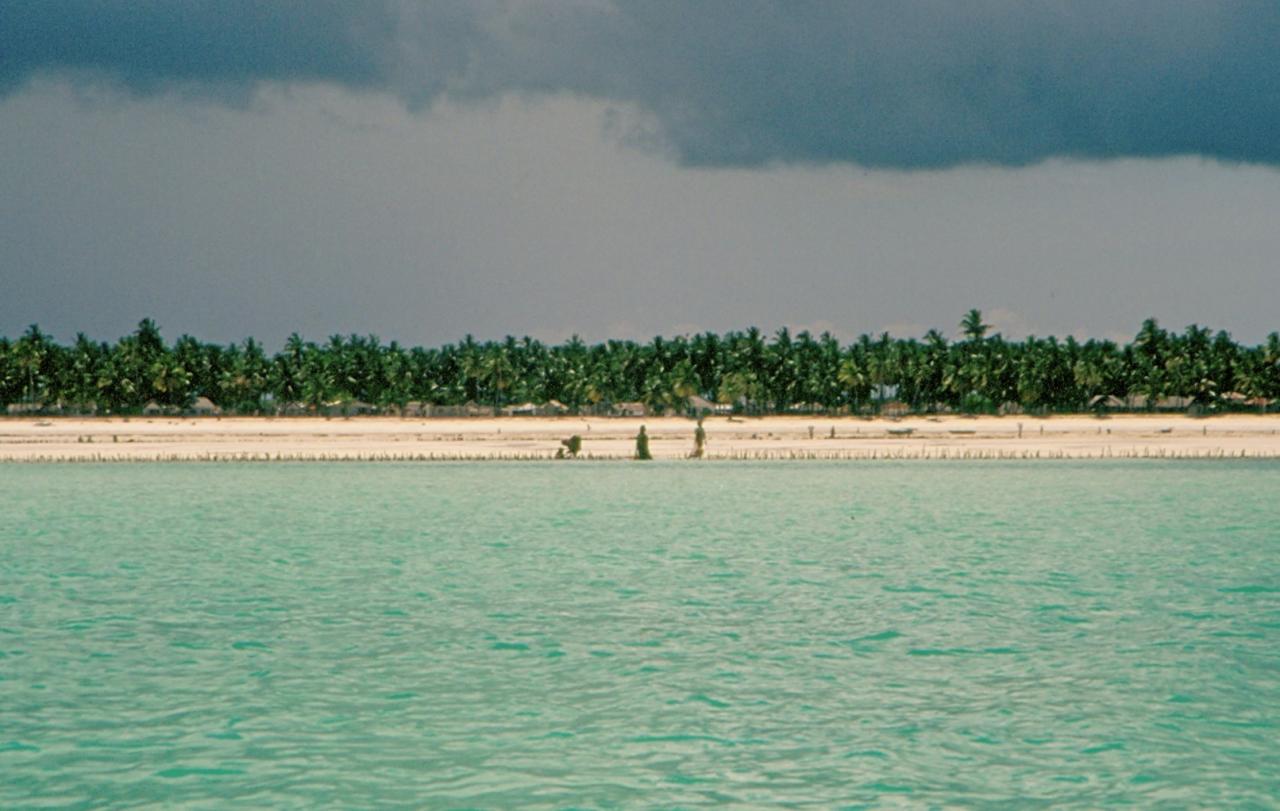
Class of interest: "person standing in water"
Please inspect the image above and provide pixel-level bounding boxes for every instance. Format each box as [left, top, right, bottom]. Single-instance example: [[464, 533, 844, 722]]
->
[[692, 418, 706, 458], [635, 425, 652, 460]]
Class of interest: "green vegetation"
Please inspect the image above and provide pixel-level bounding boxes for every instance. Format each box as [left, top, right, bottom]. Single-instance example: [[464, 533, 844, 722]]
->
[[561, 435, 583, 458], [1, 314, 1278, 416]]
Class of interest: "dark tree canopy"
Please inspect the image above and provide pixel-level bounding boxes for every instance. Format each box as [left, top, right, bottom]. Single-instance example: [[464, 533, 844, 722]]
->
[[1, 316, 1278, 416]]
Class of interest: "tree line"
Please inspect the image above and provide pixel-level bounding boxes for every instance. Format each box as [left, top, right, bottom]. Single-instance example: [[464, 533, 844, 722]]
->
[[2, 311, 1278, 416]]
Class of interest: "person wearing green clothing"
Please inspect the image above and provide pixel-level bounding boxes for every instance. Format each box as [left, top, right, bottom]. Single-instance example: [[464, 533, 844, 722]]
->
[[635, 425, 652, 460]]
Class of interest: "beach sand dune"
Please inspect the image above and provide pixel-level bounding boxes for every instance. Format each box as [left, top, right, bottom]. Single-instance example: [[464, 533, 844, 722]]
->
[[3, 414, 1280, 461]]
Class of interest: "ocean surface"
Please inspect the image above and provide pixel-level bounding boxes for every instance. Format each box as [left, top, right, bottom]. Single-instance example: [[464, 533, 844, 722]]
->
[[2, 461, 1278, 808]]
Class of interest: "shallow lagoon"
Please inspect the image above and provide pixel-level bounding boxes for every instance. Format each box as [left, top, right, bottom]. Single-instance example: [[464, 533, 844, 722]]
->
[[3, 462, 1278, 807]]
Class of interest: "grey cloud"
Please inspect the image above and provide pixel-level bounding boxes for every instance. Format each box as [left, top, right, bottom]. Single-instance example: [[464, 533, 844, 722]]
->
[[1, 2, 391, 97], [4, 1, 1280, 168]]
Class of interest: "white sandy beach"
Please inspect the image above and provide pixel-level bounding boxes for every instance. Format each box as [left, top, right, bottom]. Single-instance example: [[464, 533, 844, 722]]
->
[[2, 414, 1279, 461]]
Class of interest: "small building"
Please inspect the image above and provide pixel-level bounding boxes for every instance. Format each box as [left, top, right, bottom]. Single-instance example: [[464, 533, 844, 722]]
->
[[431, 401, 493, 417], [189, 396, 221, 416], [503, 400, 569, 416], [1219, 392, 1248, 407], [1089, 394, 1125, 412], [687, 395, 718, 416], [142, 400, 167, 416], [399, 401, 430, 417], [501, 402, 540, 416], [879, 401, 910, 418], [323, 400, 376, 417], [788, 401, 827, 414], [613, 401, 647, 417], [278, 401, 310, 416], [1126, 394, 1194, 412], [6, 402, 46, 415]]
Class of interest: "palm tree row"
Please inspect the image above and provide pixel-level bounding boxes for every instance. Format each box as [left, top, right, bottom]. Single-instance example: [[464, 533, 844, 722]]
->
[[2, 313, 1278, 416]]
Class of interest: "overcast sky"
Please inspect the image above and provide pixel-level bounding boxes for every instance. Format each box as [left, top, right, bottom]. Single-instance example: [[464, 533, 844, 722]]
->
[[2, 2, 1278, 347]]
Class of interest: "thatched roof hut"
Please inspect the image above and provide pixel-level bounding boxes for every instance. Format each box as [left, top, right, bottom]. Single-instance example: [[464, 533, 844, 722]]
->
[[189, 396, 221, 416]]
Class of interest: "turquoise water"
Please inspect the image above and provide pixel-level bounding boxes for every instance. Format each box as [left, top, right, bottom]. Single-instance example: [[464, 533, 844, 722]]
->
[[2, 462, 1278, 808]]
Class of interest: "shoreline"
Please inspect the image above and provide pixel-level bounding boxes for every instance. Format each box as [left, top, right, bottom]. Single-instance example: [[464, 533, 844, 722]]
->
[[3, 414, 1280, 462]]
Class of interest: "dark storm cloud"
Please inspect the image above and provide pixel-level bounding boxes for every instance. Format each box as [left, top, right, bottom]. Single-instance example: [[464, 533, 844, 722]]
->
[[4, 1, 1280, 168]]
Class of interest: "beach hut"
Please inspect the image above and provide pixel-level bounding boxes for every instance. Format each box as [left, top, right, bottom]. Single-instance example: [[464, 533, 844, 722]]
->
[[434, 401, 492, 417], [189, 396, 221, 416], [323, 400, 375, 417], [142, 400, 166, 416], [879, 401, 910, 418], [613, 401, 647, 417], [788, 401, 826, 414], [687, 395, 717, 417], [1218, 392, 1248, 409], [1155, 396, 1193, 412], [399, 401, 429, 417], [1089, 394, 1125, 412], [502, 402, 540, 416], [6, 402, 46, 415], [543, 400, 569, 415]]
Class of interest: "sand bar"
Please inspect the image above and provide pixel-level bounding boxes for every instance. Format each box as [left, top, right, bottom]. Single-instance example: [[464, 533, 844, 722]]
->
[[3, 414, 1280, 461]]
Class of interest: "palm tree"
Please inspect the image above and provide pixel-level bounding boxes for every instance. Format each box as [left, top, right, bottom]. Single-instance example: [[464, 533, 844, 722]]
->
[[864, 333, 898, 411], [717, 369, 759, 412], [0, 338, 19, 406], [961, 309, 988, 342], [13, 324, 56, 408], [908, 329, 949, 411], [837, 355, 870, 410], [64, 333, 106, 411], [218, 339, 269, 413], [271, 333, 309, 408], [148, 352, 193, 409], [1131, 318, 1170, 407], [102, 319, 173, 411], [479, 342, 516, 411]]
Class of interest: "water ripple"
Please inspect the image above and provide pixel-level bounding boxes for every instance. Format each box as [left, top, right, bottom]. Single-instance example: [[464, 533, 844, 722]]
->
[[2, 461, 1277, 807]]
